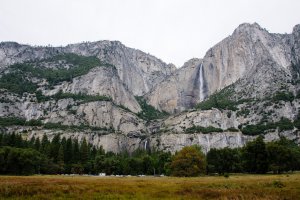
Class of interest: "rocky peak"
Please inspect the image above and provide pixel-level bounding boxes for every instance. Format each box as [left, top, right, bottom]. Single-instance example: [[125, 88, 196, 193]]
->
[[146, 23, 297, 113], [293, 24, 300, 34], [1, 23, 300, 154], [181, 58, 202, 69], [64, 40, 176, 96], [0, 41, 24, 48], [233, 22, 264, 34], [0, 42, 62, 71]]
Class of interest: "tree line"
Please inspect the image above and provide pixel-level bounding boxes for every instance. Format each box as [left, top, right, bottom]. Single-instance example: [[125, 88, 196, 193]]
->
[[0, 132, 300, 176], [0, 133, 171, 175]]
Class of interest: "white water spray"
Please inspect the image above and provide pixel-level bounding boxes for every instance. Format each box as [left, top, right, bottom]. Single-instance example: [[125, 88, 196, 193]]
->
[[199, 63, 205, 101], [206, 134, 211, 153], [144, 140, 147, 150]]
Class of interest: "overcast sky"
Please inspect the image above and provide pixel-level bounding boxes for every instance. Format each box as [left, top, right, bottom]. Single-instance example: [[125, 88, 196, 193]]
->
[[0, 0, 299, 67]]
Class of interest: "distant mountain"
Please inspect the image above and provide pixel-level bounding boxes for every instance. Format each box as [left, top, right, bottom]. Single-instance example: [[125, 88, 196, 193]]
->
[[1, 23, 300, 153]]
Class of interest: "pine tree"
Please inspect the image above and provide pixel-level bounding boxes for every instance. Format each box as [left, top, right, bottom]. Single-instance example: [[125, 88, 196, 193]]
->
[[50, 134, 60, 163], [80, 138, 89, 165], [40, 134, 49, 154], [61, 137, 67, 151], [242, 136, 269, 174], [73, 139, 80, 163], [34, 137, 41, 151], [15, 134, 23, 148], [0, 133, 3, 147], [8, 132, 16, 146], [57, 144, 65, 173], [29, 136, 36, 148], [65, 138, 73, 164]]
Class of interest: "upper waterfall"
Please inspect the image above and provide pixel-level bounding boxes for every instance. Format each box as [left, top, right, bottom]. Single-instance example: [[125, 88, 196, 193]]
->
[[199, 63, 205, 101]]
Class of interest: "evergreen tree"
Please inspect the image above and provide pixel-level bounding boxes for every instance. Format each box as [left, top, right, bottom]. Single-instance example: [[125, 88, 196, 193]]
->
[[50, 134, 60, 163], [57, 144, 65, 173], [15, 134, 23, 148], [0, 133, 3, 147], [8, 132, 16, 146], [65, 138, 73, 164], [90, 146, 97, 161], [34, 137, 41, 151], [80, 138, 89, 164], [207, 147, 242, 174], [40, 134, 49, 155], [29, 136, 36, 148], [73, 139, 80, 163], [1, 134, 9, 146], [61, 137, 67, 151], [242, 136, 269, 174]]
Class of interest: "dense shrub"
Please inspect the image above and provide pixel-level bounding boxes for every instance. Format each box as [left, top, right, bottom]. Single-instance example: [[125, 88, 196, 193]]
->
[[0, 146, 50, 175], [226, 127, 239, 132], [241, 117, 294, 135], [0, 117, 26, 126], [196, 86, 238, 111], [185, 125, 223, 134], [272, 91, 294, 102], [50, 90, 112, 102], [36, 90, 112, 103], [0, 117, 42, 127], [0, 72, 38, 94], [135, 96, 168, 120], [207, 147, 242, 174]]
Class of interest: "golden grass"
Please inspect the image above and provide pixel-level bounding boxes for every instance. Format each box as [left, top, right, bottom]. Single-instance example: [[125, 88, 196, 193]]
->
[[0, 173, 300, 199]]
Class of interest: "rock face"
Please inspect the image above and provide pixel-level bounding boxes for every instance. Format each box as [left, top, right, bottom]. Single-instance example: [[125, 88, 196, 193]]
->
[[1, 23, 300, 154], [202, 23, 293, 97], [145, 58, 202, 113], [146, 23, 299, 112], [0, 92, 145, 136], [44, 66, 141, 113], [0, 41, 176, 96], [0, 42, 61, 71], [64, 41, 176, 96]]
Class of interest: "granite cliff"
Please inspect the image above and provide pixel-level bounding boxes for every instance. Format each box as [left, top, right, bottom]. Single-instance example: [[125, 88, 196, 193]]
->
[[1, 23, 300, 153]]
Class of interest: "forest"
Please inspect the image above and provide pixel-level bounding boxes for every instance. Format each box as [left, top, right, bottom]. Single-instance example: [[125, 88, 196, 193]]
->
[[0, 132, 300, 176]]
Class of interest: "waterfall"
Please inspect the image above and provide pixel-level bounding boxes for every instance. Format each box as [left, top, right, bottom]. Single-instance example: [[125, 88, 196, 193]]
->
[[199, 63, 205, 101], [144, 140, 147, 150], [206, 135, 211, 153]]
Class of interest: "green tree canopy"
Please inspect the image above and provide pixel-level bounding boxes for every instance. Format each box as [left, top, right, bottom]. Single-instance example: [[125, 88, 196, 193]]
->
[[170, 145, 206, 177], [242, 136, 269, 174]]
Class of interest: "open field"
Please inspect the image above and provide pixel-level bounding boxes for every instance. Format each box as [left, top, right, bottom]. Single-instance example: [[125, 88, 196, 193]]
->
[[0, 174, 300, 200]]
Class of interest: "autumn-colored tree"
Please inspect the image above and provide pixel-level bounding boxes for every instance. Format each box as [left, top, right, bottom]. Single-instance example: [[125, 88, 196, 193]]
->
[[170, 145, 206, 177]]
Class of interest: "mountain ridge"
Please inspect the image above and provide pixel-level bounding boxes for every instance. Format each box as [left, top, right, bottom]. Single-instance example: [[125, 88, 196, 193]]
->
[[1, 22, 300, 153]]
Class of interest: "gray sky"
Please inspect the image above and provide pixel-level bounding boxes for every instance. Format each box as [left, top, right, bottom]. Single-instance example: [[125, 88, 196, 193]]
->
[[0, 0, 300, 67]]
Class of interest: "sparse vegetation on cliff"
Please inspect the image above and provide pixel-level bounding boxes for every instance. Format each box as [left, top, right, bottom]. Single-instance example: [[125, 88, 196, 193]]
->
[[36, 90, 112, 103], [135, 96, 169, 120], [241, 117, 294, 135], [196, 86, 239, 111], [0, 53, 114, 95], [185, 125, 223, 134], [0, 117, 42, 127]]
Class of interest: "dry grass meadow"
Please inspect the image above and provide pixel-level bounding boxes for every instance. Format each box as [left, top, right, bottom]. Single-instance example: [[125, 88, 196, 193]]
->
[[0, 173, 300, 199]]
